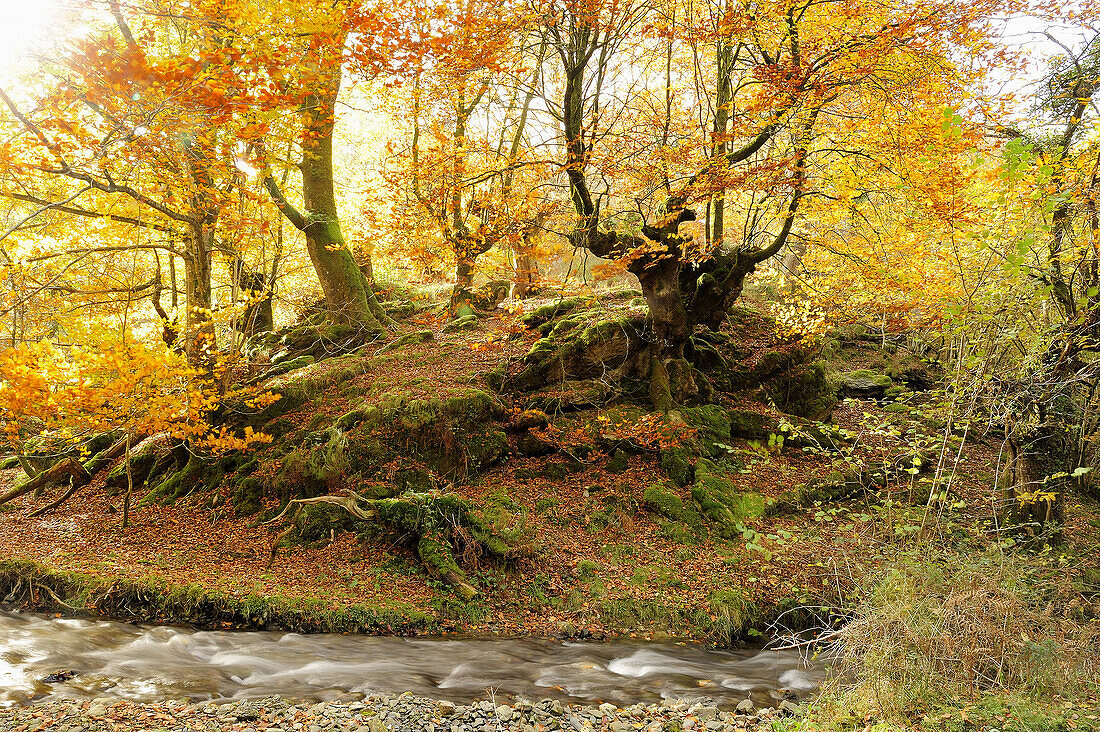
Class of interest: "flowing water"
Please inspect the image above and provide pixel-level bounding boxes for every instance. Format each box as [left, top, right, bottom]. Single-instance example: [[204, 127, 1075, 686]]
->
[[0, 611, 822, 708]]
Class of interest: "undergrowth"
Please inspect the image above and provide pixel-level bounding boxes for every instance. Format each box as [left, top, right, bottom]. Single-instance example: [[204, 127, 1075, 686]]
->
[[792, 549, 1100, 729]]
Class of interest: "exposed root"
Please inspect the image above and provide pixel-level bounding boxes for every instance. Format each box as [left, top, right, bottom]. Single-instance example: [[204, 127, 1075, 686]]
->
[[264, 491, 517, 600], [28, 483, 82, 518]]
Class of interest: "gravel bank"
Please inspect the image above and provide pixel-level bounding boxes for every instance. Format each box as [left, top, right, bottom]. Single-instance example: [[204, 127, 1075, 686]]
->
[[0, 694, 806, 731]]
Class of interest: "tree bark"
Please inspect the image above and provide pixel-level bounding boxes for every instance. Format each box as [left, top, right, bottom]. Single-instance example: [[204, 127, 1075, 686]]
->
[[264, 52, 388, 330], [0, 458, 90, 508]]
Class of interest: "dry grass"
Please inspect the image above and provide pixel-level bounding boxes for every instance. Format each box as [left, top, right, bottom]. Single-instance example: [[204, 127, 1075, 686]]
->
[[818, 553, 1100, 719]]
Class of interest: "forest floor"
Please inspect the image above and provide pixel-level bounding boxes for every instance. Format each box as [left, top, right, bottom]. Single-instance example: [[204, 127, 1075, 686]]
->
[[1, 299, 1098, 647]]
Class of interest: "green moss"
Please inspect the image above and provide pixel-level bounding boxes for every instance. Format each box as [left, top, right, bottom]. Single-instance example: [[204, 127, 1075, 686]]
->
[[728, 409, 777, 438], [520, 297, 587, 328], [376, 330, 434, 355], [660, 447, 695, 486], [682, 404, 733, 456], [606, 449, 630, 473], [463, 430, 509, 470], [643, 483, 684, 519], [690, 464, 764, 535], [841, 368, 892, 385]]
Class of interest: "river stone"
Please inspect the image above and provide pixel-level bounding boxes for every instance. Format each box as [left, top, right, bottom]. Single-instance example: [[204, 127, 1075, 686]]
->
[[778, 699, 805, 715], [690, 704, 718, 720], [496, 705, 514, 721], [86, 704, 107, 718], [610, 722, 631, 732], [735, 699, 755, 713]]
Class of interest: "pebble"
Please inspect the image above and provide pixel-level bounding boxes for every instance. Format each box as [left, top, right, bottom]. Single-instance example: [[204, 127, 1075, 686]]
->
[[0, 693, 796, 732]]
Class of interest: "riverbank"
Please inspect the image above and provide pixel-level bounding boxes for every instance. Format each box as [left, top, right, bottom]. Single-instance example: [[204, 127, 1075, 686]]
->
[[0, 694, 799, 732]]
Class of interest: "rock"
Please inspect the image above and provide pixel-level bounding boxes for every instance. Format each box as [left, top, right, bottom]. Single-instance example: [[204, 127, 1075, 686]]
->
[[87, 704, 107, 718], [778, 700, 805, 716], [514, 409, 550, 430], [727, 409, 777, 438], [606, 449, 630, 473], [442, 314, 480, 333], [496, 705, 514, 722], [835, 369, 892, 398], [689, 705, 718, 720], [376, 330, 434, 355], [735, 699, 755, 714], [527, 379, 614, 411], [470, 280, 511, 310], [610, 722, 631, 732]]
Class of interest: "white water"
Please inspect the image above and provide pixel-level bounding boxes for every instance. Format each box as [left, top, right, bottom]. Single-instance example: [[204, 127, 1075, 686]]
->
[[0, 611, 823, 708]]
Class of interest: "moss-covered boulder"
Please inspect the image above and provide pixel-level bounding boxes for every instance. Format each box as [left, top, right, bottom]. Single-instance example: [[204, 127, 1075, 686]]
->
[[660, 447, 695, 486], [728, 409, 779, 439], [835, 369, 892, 398], [690, 460, 765, 536], [767, 362, 837, 420], [376, 330, 433, 355]]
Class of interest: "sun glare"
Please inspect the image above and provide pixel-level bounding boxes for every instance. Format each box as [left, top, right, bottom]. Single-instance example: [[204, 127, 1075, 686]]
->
[[0, 0, 64, 74]]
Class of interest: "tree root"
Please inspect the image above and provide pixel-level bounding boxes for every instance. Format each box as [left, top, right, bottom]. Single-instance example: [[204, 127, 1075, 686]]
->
[[264, 491, 513, 600], [28, 483, 82, 517]]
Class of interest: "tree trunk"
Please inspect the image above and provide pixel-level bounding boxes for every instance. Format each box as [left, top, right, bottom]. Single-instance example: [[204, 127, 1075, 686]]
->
[[452, 252, 477, 309], [631, 257, 697, 409], [183, 218, 216, 375], [265, 51, 388, 331], [0, 458, 90, 508], [1003, 422, 1069, 538], [299, 87, 384, 329]]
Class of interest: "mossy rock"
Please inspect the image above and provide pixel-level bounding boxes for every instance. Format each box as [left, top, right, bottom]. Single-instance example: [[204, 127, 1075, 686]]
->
[[516, 433, 556, 457], [440, 389, 506, 424], [643, 483, 703, 529], [835, 369, 893, 398], [883, 384, 910, 400], [520, 297, 588, 329], [600, 288, 643, 300], [381, 300, 419, 319], [767, 362, 837, 420], [660, 447, 695, 487], [690, 462, 765, 535], [263, 354, 315, 377], [442, 314, 480, 332], [376, 330, 433, 355], [514, 409, 550, 431], [606, 449, 630, 474], [463, 430, 509, 471], [727, 409, 778, 439]]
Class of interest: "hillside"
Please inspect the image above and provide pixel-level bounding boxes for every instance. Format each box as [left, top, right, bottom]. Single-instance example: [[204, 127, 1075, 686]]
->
[[2, 294, 1097, 649]]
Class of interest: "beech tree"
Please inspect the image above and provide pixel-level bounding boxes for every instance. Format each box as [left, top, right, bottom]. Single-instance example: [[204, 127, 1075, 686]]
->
[[543, 0, 1013, 408]]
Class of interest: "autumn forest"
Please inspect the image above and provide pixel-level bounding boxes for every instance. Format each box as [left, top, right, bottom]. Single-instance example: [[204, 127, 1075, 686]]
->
[[0, 0, 1098, 728]]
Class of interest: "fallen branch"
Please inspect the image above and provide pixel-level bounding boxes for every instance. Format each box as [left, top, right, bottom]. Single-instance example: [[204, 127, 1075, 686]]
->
[[28, 483, 82, 517], [263, 494, 376, 525], [0, 458, 90, 508]]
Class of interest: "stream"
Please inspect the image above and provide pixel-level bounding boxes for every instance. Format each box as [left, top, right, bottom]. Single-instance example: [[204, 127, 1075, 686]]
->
[[0, 611, 823, 708]]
